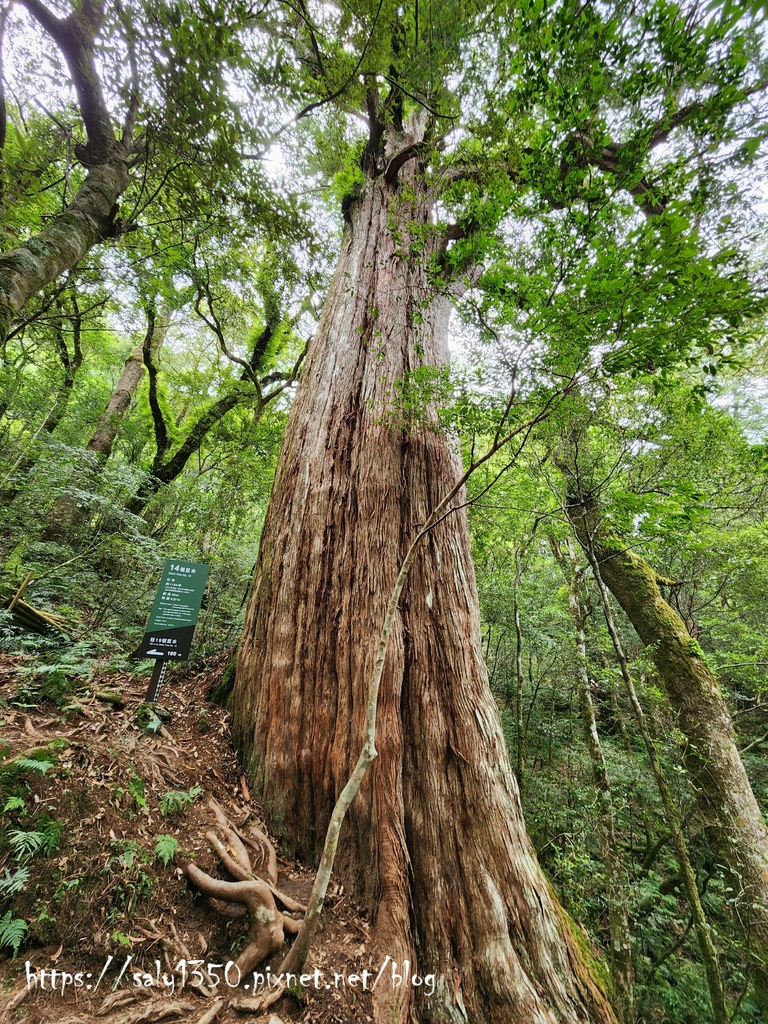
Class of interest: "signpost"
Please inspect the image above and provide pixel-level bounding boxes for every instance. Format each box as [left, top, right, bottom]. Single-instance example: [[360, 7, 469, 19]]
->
[[136, 559, 209, 701]]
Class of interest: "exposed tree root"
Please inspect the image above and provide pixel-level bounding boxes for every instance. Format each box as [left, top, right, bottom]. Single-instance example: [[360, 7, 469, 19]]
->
[[0, 981, 30, 1022], [97, 989, 149, 1015], [25, 801, 303, 1023], [195, 998, 225, 1024], [184, 800, 304, 979], [53, 989, 196, 1024], [96, 998, 196, 1023], [231, 986, 286, 1014], [187, 864, 285, 975], [207, 796, 278, 886]]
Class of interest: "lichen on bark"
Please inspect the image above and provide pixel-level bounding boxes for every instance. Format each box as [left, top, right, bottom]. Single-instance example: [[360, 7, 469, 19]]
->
[[565, 489, 768, 1014], [0, 158, 130, 344]]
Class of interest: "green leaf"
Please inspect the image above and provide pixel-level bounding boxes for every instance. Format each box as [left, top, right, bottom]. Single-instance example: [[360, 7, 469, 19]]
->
[[159, 786, 203, 816], [13, 758, 54, 776], [0, 911, 28, 956], [154, 835, 179, 867], [128, 774, 148, 810], [8, 829, 44, 860], [0, 867, 30, 896]]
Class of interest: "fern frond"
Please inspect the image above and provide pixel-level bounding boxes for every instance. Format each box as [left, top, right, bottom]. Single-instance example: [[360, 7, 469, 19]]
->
[[14, 758, 54, 775], [0, 867, 30, 895], [154, 835, 178, 868], [0, 910, 28, 955], [8, 829, 44, 859]]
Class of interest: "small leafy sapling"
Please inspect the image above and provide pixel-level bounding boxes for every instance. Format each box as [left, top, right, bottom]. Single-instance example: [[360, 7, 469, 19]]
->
[[154, 835, 179, 867], [159, 786, 203, 816]]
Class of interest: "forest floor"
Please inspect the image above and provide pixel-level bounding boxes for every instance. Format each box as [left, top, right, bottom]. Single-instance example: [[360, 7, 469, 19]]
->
[[0, 652, 374, 1024]]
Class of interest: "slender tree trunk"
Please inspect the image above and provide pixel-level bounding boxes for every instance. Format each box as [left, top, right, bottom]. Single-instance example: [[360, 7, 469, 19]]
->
[[513, 555, 526, 798], [566, 490, 768, 1013], [38, 312, 84, 436], [234, 154, 616, 1023], [125, 307, 287, 518], [42, 307, 170, 540], [124, 391, 249, 516], [551, 537, 634, 1023], [0, 299, 83, 503], [582, 539, 728, 1024], [87, 315, 169, 459]]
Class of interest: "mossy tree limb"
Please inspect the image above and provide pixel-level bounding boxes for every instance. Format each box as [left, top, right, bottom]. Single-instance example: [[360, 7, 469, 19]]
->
[[564, 484, 768, 1015]]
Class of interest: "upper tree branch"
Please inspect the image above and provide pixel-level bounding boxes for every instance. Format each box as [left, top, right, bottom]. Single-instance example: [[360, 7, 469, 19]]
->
[[384, 141, 429, 185], [644, 79, 768, 152], [295, 0, 327, 78], [114, 0, 140, 144], [260, 331, 310, 404], [290, 0, 385, 124], [563, 79, 768, 218], [17, 0, 116, 162], [363, 71, 455, 121], [193, 279, 263, 394], [141, 314, 299, 494], [439, 160, 519, 186]]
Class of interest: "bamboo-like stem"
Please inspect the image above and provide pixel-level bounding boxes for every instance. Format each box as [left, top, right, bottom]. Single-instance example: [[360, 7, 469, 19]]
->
[[7, 571, 33, 611]]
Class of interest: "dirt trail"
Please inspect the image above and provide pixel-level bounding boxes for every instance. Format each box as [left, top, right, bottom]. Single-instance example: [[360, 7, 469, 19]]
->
[[0, 654, 373, 1023]]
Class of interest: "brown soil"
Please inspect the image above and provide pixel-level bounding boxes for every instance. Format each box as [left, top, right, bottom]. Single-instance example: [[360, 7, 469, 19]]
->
[[0, 653, 374, 1024]]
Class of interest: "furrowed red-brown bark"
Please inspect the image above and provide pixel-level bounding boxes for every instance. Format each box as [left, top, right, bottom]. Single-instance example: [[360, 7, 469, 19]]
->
[[234, 130, 616, 1023], [565, 490, 768, 1012]]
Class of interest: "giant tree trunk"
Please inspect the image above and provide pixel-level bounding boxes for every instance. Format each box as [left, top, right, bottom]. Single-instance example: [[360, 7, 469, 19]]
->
[[234, 148, 616, 1023], [565, 491, 768, 1012]]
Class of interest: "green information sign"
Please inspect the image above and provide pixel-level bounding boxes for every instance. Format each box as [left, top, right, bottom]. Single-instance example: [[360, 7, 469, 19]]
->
[[135, 559, 209, 662]]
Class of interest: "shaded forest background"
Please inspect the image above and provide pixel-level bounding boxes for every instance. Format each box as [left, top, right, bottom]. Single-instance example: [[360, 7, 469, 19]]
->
[[2, 0, 768, 1020]]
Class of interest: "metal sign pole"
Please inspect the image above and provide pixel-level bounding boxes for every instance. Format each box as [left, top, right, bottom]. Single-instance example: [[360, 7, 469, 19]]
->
[[145, 658, 168, 703]]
